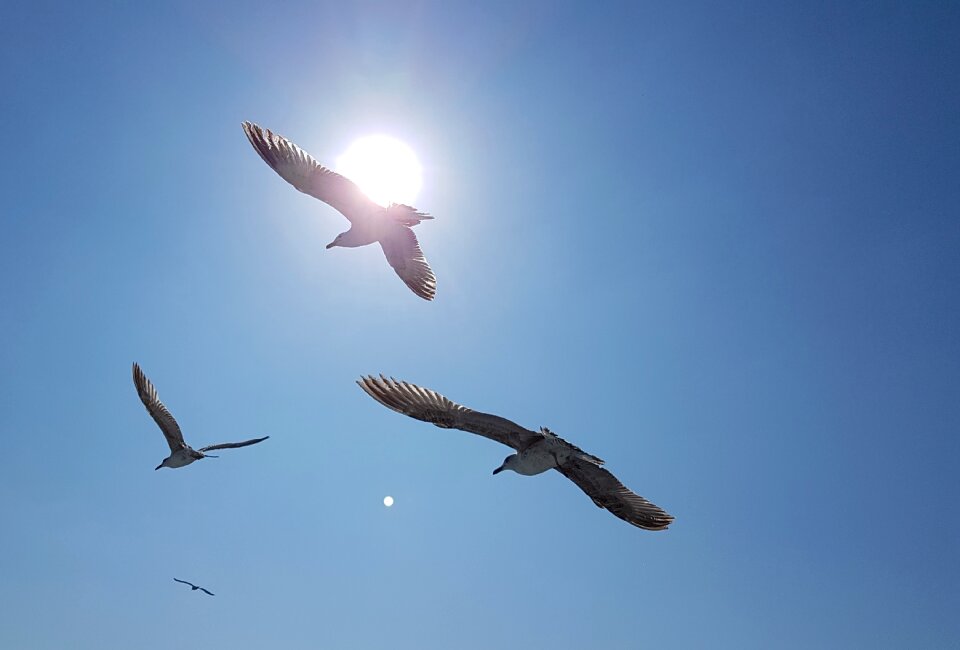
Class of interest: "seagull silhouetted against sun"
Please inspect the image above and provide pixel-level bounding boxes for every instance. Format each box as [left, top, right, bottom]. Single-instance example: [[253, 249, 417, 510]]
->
[[242, 122, 437, 300]]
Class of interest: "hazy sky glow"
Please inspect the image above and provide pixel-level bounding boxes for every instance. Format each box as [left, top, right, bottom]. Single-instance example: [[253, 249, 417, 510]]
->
[[1, 2, 958, 649]]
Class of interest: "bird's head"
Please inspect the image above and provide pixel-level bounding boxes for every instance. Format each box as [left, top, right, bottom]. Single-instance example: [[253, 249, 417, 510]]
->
[[492, 454, 517, 475], [326, 232, 347, 249]]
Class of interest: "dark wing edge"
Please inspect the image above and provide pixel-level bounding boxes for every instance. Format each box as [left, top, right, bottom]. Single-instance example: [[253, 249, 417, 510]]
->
[[173, 578, 194, 588], [356, 375, 541, 451], [200, 588, 215, 596], [241, 121, 374, 220], [132, 363, 185, 452], [378, 226, 437, 301], [556, 458, 674, 531], [198, 436, 270, 453]]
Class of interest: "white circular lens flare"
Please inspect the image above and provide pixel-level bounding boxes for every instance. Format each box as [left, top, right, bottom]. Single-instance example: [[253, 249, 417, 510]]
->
[[336, 135, 422, 207], [383, 496, 394, 507]]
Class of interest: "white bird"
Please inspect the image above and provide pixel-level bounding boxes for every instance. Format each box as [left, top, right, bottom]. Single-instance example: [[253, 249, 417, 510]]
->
[[173, 578, 215, 596], [132, 363, 269, 470], [242, 121, 437, 301], [357, 376, 674, 531]]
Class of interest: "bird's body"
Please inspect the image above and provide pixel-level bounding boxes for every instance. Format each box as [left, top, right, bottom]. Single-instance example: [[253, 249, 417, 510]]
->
[[508, 443, 559, 476], [132, 363, 269, 470], [357, 376, 674, 531], [502, 428, 602, 476], [242, 121, 437, 300], [161, 447, 205, 469], [331, 215, 380, 248]]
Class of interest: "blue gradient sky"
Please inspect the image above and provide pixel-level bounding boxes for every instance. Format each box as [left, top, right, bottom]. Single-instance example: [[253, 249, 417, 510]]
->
[[1, 1, 958, 648]]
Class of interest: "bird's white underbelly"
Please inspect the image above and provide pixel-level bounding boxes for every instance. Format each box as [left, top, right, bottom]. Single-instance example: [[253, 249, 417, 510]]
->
[[513, 448, 560, 476], [514, 439, 587, 475], [165, 449, 199, 468], [340, 230, 380, 247], [341, 213, 389, 247]]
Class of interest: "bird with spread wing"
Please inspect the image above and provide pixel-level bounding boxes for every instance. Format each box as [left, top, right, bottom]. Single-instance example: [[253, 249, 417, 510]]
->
[[173, 578, 215, 596], [242, 122, 437, 301], [358, 376, 674, 531], [132, 363, 269, 470]]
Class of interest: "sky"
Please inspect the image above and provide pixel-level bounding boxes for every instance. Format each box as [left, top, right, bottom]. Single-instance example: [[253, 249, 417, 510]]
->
[[1, 1, 958, 648]]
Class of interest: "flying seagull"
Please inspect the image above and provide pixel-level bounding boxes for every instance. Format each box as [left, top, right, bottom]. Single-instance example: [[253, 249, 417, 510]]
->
[[173, 578, 215, 596], [357, 376, 674, 531], [242, 121, 437, 301], [132, 363, 269, 470]]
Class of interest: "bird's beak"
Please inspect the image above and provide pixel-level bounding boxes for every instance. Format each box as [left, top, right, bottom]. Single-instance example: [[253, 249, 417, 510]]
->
[[492, 466, 504, 475], [154, 463, 163, 471], [325, 240, 336, 249]]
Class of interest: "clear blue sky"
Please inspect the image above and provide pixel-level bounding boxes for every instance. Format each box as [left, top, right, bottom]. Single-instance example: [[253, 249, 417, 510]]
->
[[1, 1, 958, 648]]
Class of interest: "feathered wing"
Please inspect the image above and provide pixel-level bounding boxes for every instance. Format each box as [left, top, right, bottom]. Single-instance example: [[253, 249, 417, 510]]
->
[[198, 436, 270, 453], [556, 458, 674, 531], [378, 225, 437, 301], [173, 578, 196, 588], [357, 376, 543, 451], [242, 121, 376, 221], [132, 363, 186, 453], [199, 587, 215, 596]]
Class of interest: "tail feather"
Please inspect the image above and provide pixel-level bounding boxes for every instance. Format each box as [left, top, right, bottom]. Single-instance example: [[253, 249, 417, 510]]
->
[[387, 203, 433, 226]]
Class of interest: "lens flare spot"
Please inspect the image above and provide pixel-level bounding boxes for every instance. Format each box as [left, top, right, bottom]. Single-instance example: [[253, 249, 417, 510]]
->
[[336, 135, 422, 207]]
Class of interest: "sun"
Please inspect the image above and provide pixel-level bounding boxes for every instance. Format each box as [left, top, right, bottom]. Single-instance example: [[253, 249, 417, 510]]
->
[[336, 135, 423, 207]]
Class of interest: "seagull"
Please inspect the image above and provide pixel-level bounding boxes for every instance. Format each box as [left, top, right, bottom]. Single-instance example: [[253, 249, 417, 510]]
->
[[173, 578, 215, 596], [357, 376, 674, 531], [242, 121, 437, 301], [132, 363, 269, 470]]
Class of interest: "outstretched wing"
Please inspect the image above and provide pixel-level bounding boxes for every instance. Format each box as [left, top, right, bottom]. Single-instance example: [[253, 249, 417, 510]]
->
[[173, 578, 196, 588], [357, 376, 543, 451], [242, 121, 376, 221], [198, 436, 270, 453], [556, 458, 674, 531], [199, 587, 215, 596], [379, 225, 437, 301], [133, 363, 186, 453]]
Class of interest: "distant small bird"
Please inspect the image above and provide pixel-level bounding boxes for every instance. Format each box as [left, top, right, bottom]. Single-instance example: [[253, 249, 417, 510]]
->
[[174, 578, 215, 596], [132, 363, 269, 470], [358, 376, 674, 531], [242, 121, 437, 300]]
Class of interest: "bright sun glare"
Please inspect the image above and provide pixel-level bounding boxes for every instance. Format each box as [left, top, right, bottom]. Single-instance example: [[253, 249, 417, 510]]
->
[[336, 135, 423, 207]]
